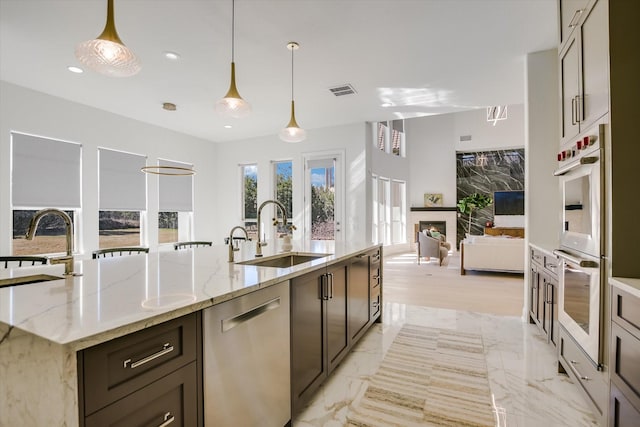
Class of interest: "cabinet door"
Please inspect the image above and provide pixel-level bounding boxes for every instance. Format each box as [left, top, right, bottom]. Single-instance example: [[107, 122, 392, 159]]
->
[[326, 262, 349, 374], [349, 253, 370, 343], [559, 0, 590, 46], [610, 381, 640, 427], [560, 34, 581, 145], [529, 263, 539, 324], [579, 0, 609, 129], [290, 270, 326, 412]]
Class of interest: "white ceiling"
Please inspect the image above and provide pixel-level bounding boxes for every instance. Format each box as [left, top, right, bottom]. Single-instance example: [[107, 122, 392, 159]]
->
[[0, 0, 558, 143]]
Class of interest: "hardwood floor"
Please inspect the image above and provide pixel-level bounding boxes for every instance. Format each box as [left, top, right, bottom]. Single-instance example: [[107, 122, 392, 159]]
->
[[383, 251, 525, 317]]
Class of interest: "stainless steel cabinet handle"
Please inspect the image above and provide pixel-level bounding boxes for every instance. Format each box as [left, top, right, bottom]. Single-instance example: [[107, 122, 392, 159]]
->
[[329, 273, 334, 299], [553, 250, 599, 268], [222, 297, 281, 332], [571, 97, 577, 125], [158, 412, 175, 427], [372, 254, 380, 262], [123, 343, 174, 369], [320, 275, 329, 301], [568, 9, 583, 28], [576, 95, 582, 123]]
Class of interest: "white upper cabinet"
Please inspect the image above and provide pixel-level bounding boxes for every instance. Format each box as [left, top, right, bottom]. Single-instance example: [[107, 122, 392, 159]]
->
[[559, 0, 609, 146]]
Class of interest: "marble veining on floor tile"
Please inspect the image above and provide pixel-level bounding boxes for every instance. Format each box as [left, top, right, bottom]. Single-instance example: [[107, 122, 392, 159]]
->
[[293, 304, 599, 427]]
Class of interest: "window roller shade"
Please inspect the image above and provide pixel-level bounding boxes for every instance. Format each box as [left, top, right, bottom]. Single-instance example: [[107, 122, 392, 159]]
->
[[99, 148, 147, 211], [12, 133, 81, 208], [158, 159, 193, 212]]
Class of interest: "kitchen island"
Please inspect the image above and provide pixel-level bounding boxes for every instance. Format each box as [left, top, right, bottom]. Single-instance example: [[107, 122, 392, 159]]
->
[[0, 240, 382, 426]]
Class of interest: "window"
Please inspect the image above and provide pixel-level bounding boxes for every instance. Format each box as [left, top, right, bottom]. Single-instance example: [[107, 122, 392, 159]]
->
[[391, 120, 405, 157], [241, 164, 258, 240], [158, 159, 193, 244], [376, 122, 387, 151], [391, 180, 406, 244], [98, 148, 146, 249], [273, 161, 293, 234], [11, 132, 81, 255]]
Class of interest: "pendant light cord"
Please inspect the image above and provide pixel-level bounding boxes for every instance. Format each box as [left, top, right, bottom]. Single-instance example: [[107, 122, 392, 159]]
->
[[231, 0, 235, 62], [290, 46, 294, 101]]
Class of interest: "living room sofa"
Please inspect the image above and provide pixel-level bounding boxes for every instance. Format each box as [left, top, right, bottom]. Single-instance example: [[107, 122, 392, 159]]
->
[[460, 235, 525, 274]]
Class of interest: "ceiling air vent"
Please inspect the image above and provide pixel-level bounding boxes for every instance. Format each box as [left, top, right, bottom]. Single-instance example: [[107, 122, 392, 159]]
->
[[459, 135, 472, 142], [329, 84, 357, 97]]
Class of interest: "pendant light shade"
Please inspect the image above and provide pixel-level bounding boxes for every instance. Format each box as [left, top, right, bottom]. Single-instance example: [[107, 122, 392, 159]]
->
[[75, 0, 140, 77], [216, 0, 251, 119], [280, 42, 306, 143]]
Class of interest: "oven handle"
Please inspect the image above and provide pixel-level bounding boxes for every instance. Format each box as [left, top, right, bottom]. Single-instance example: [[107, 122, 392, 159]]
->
[[553, 250, 599, 268], [553, 156, 599, 176]]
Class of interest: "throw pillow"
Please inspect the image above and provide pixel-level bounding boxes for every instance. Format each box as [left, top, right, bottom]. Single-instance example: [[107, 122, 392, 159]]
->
[[430, 230, 441, 238]]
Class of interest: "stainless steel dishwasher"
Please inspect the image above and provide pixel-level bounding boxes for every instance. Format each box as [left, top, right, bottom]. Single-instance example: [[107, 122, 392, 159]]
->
[[203, 281, 290, 427]]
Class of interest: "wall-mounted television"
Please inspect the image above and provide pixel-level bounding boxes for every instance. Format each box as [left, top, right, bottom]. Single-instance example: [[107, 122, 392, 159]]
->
[[494, 190, 525, 216]]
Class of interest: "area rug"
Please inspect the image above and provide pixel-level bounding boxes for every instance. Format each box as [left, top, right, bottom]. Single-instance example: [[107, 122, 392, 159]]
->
[[347, 325, 495, 427]]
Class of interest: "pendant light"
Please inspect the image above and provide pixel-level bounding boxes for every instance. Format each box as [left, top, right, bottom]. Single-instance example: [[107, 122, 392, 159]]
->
[[215, 0, 251, 119], [280, 42, 306, 143], [75, 0, 141, 77]]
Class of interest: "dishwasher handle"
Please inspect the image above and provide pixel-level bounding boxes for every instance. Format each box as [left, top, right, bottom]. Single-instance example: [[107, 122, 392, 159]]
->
[[221, 297, 281, 332]]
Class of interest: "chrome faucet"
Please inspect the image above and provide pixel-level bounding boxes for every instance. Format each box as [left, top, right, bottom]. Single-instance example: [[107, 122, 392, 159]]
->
[[228, 226, 249, 262], [25, 208, 76, 275], [256, 200, 288, 257]]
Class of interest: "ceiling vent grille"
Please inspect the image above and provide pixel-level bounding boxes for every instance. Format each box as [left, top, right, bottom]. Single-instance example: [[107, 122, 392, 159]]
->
[[459, 135, 472, 142], [329, 84, 357, 97]]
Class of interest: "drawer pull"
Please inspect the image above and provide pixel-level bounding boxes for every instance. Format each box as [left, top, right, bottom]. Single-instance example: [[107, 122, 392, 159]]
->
[[372, 301, 379, 308], [372, 275, 380, 280], [124, 343, 174, 369], [372, 254, 380, 262], [158, 412, 175, 427], [568, 360, 591, 382]]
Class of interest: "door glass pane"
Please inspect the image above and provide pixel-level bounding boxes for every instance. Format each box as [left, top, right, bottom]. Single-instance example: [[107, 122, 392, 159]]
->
[[563, 262, 591, 333], [563, 175, 591, 235], [310, 164, 335, 240]]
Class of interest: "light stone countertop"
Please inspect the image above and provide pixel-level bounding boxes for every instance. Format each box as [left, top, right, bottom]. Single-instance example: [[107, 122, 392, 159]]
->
[[528, 242, 559, 258], [0, 239, 379, 351]]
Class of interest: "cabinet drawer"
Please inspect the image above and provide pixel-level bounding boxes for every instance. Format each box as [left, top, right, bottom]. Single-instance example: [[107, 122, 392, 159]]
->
[[559, 327, 606, 415], [611, 322, 640, 411], [371, 286, 381, 319], [610, 381, 640, 427], [85, 362, 198, 427], [370, 264, 381, 289], [531, 248, 544, 266], [543, 255, 559, 276], [81, 313, 198, 415], [612, 287, 640, 339]]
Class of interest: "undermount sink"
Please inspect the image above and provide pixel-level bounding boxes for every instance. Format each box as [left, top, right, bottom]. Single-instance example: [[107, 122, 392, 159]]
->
[[0, 274, 65, 289], [237, 252, 330, 268]]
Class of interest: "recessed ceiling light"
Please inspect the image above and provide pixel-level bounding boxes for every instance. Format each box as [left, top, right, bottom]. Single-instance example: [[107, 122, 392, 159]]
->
[[224, 125, 232, 129], [163, 51, 180, 61], [67, 66, 84, 74], [162, 102, 177, 111]]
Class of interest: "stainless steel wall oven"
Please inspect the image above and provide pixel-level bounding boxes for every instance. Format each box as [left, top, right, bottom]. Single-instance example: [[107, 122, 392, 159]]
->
[[554, 123, 605, 367]]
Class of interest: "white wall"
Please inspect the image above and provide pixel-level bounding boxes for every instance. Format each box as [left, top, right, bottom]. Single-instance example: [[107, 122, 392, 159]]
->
[[213, 122, 368, 244], [405, 105, 525, 210], [0, 81, 217, 256]]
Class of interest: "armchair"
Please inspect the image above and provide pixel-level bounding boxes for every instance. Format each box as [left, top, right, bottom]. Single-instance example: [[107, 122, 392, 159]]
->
[[416, 230, 451, 266]]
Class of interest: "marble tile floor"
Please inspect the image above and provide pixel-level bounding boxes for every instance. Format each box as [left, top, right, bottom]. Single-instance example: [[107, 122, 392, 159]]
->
[[293, 304, 599, 427]]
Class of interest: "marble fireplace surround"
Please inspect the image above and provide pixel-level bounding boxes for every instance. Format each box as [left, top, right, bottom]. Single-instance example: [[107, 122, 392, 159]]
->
[[410, 207, 457, 251]]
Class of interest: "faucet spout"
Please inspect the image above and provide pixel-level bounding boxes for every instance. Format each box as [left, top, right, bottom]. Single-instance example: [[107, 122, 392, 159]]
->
[[228, 226, 250, 262], [256, 200, 288, 257], [25, 209, 75, 275]]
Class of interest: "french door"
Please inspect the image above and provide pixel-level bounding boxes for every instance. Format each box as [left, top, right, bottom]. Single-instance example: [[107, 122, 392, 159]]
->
[[303, 153, 343, 241]]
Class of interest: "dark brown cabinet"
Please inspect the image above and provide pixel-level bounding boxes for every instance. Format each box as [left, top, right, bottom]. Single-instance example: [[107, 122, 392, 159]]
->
[[290, 262, 348, 413], [610, 285, 640, 426], [78, 312, 202, 426], [291, 247, 382, 416], [529, 246, 558, 346]]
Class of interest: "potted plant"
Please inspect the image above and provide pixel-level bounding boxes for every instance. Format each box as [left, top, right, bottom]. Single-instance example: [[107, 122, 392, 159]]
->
[[457, 193, 493, 236]]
